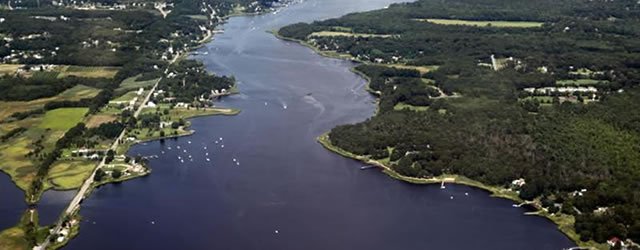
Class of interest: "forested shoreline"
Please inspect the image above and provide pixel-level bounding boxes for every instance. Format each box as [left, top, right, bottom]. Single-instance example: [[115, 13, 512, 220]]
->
[[280, 0, 640, 248]]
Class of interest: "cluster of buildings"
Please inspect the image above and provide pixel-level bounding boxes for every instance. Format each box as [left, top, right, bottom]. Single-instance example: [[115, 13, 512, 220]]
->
[[523, 86, 598, 95]]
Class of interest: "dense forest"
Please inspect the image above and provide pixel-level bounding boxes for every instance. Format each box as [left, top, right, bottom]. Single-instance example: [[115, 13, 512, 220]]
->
[[280, 0, 640, 246]]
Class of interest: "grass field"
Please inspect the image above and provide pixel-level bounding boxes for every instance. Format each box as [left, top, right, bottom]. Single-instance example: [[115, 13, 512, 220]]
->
[[0, 226, 28, 250], [394, 102, 429, 111], [556, 79, 608, 86], [57, 85, 101, 100], [0, 108, 87, 194], [85, 114, 118, 128], [0, 64, 23, 75], [381, 64, 440, 74], [421, 19, 544, 28], [111, 91, 139, 103], [44, 160, 95, 190], [38, 108, 88, 130], [0, 117, 66, 192], [116, 75, 160, 93], [309, 31, 394, 38], [0, 85, 99, 122], [56, 65, 120, 78]]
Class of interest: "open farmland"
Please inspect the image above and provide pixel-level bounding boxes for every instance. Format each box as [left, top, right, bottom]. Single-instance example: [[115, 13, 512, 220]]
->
[[0, 64, 24, 76], [56, 66, 120, 79], [0, 86, 98, 122], [0, 108, 87, 192], [38, 108, 88, 130], [116, 75, 161, 93], [85, 114, 118, 128]]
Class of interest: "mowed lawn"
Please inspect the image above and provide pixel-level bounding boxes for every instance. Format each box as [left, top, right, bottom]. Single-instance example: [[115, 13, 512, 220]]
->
[[381, 64, 440, 74], [422, 18, 544, 28], [309, 31, 394, 38], [556, 79, 609, 86], [56, 65, 120, 78], [38, 108, 88, 130]]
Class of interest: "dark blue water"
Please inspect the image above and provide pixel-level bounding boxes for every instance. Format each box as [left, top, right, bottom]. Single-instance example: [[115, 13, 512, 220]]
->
[[0, 172, 76, 231], [60, 0, 576, 249], [0, 173, 24, 229], [0, 173, 72, 231]]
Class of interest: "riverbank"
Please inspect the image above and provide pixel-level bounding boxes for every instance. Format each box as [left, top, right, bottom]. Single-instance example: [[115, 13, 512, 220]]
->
[[274, 26, 606, 249], [317, 133, 605, 249]]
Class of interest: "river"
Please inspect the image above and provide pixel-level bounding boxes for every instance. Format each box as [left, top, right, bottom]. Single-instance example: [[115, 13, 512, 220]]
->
[[25, 0, 575, 249]]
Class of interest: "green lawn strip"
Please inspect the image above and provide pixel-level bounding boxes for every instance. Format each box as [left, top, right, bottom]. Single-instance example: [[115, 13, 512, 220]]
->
[[38, 108, 89, 131], [422, 19, 544, 28]]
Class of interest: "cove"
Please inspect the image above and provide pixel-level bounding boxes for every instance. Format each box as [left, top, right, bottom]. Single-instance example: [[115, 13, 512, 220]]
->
[[64, 0, 576, 249]]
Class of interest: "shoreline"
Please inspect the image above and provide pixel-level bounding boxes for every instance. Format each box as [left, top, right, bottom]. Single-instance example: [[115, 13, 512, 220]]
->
[[272, 30, 604, 249], [34, 9, 249, 249], [316, 133, 603, 249]]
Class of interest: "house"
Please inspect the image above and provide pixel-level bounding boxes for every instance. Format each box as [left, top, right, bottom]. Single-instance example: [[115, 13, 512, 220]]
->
[[160, 122, 173, 129], [175, 102, 189, 108], [137, 88, 144, 96], [511, 178, 526, 188], [146, 101, 156, 108], [607, 237, 624, 248]]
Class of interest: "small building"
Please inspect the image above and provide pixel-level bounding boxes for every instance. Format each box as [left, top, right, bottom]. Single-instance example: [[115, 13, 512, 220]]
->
[[511, 178, 526, 188], [607, 237, 624, 248], [146, 101, 157, 108]]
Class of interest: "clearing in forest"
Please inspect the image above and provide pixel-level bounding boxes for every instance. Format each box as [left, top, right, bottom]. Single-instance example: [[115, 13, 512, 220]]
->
[[421, 19, 544, 28], [309, 31, 394, 38], [56, 66, 120, 78]]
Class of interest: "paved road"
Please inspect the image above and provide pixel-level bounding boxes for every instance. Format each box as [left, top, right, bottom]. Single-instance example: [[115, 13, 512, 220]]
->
[[37, 77, 162, 249]]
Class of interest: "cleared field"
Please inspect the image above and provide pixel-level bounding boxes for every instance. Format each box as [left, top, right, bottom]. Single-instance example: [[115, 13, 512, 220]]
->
[[45, 160, 95, 190], [394, 102, 429, 112], [38, 108, 88, 130], [1, 108, 88, 193], [382, 64, 440, 74], [0, 64, 24, 75], [421, 19, 544, 28], [556, 79, 608, 86], [57, 85, 101, 100], [85, 114, 118, 128], [0, 226, 28, 250], [111, 90, 140, 103], [0, 115, 67, 191], [56, 65, 120, 78], [0, 85, 99, 121], [309, 31, 394, 38], [116, 75, 160, 92]]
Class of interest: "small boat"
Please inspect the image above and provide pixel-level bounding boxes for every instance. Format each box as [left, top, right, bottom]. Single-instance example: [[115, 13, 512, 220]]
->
[[360, 165, 375, 170]]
